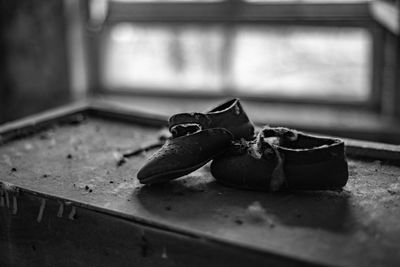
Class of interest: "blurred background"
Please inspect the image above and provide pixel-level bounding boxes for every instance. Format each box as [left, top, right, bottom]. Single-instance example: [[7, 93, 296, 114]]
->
[[0, 0, 399, 143]]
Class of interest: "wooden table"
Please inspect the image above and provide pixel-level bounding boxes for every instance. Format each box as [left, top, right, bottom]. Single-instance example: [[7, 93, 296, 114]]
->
[[1, 102, 400, 267]]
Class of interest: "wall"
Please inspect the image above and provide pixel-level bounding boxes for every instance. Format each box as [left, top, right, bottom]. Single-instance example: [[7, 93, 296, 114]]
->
[[0, 0, 71, 123]]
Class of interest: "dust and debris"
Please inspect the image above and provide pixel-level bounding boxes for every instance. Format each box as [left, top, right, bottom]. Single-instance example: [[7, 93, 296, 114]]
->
[[165, 205, 172, 211], [117, 157, 127, 167], [158, 128, 171, 141], [387, 183, 400, 195], [234, 219, 243, 225], [2, 154, 12, 166], [113, 151, 126, 167], [371, 160, 382, 172], [234, 104, 241, 115], [246, 201, 266, 222], [69, 114, 85, 125], [387, 190, 397, 195], [245, 201, 275, 227], [39, 130, 54, 140], [111, 182, 136, 194], [48, 138, 56, 148], [11, 148, 22, 157], [11, 167, 17, 172], [24, 143, 33, 151], [75, 183, 96, 194], [66, 154, 72, 159]]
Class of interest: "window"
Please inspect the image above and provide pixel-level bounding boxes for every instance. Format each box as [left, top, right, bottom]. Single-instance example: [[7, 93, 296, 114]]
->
[[85, 0, 388, 106], [102, 24, 371, 101]]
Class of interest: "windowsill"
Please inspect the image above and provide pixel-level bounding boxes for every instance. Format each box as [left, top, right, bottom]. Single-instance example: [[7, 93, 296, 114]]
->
[[92, 94, 400, 144]]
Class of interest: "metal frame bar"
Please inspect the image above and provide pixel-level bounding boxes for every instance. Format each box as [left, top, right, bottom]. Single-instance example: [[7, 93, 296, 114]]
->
[[106, 1, 371, 24]]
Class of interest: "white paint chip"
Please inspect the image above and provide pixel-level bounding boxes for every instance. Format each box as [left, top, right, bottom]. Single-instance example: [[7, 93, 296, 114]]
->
[[37, 199, 46, 223], [57, 202, 64, 218], [68, 206, 76, 220], [161, 247, 168, 259]]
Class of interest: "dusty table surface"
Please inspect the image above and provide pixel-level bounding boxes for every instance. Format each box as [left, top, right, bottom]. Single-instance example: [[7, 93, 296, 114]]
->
[[1, 116, 400, 267]]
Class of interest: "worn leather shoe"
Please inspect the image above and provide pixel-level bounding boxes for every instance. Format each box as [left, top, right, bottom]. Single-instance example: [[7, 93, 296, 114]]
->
[[169, 98, 255, 140], [210, 126, 349, 191], [137, 98, 255, 184], [137, 128, 233, 184]]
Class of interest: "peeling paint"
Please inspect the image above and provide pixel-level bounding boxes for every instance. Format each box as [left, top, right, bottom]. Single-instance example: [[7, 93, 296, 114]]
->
[[57, 201, 64, 217], [161, 247, 168, 259], [37, 198, 46, 223], [68, 206, 76, 220]]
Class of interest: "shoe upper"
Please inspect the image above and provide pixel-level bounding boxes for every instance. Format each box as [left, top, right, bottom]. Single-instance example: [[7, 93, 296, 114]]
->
[[137, 128, 233, 184], [137, 98, 255, 185], [169, 99, 255, 140], [211, 127, 349, 191]]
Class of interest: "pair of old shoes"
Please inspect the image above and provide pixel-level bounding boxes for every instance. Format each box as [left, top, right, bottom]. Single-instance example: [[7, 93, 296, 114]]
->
[[137, 99, 348, 191]]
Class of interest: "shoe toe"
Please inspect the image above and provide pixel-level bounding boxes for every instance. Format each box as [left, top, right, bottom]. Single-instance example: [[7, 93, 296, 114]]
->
[[136, 143, 188, 184], [137, 128, 233, 184]]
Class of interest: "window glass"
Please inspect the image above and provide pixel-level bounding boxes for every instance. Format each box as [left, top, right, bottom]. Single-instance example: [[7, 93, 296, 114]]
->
[[232, 26, 371, 100], [101, 23, 371, 100], [101, 24, 225, 91]]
